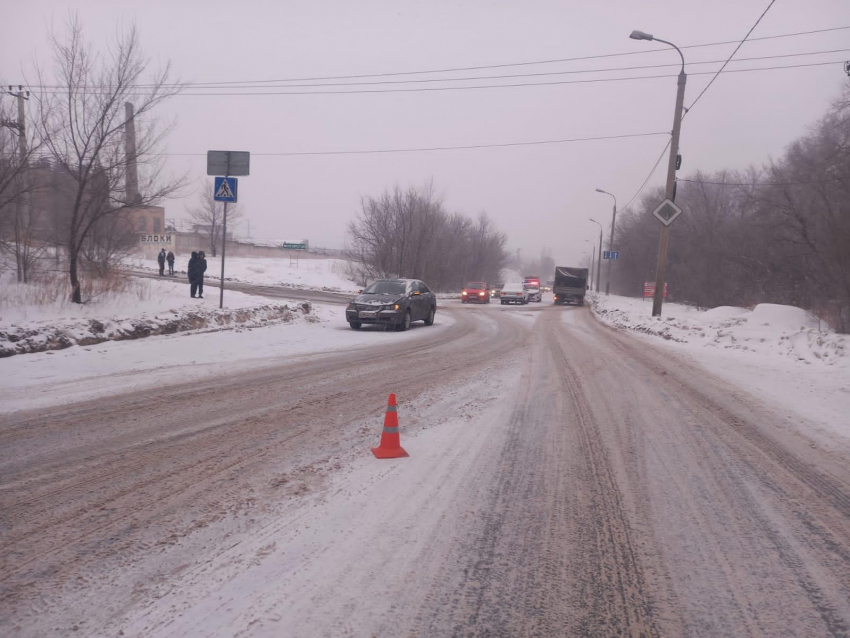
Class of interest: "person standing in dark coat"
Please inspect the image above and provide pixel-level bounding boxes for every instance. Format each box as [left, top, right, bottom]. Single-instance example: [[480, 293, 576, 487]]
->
[[157, 248, 166, 276], [197, 251, 208, 299], [166, 250, 175, 276], [188, 251, 201, 298]]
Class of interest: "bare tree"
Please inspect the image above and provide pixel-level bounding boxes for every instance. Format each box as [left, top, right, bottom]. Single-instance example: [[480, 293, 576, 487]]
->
[[188, 187, 244, 257], [348, 183, 507, 291], [609, 81, 850, 332], [34, 17, 183, 303], [80, 209, 138, 276]]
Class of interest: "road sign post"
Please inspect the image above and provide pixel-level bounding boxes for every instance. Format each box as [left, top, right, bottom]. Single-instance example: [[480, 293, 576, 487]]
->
[[208, 151, 250, 309]]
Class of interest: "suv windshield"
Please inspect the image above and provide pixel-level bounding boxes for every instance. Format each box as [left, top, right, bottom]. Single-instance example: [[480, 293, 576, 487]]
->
[[363, 281, 407, 295], [466, 283, 485, 290]]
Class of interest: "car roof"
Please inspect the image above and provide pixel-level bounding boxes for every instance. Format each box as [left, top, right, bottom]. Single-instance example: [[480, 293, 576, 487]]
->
[[502, 282, 524, 289], [373, 278, 416, 283]]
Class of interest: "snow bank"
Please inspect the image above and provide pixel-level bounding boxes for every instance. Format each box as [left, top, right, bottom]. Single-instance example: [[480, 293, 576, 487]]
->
[[128, 255, 358, 292], [591, 295, 845, 365], [1, 300, 315, 358], [0, 273, 319, 358], [589, 294, 850, 445]]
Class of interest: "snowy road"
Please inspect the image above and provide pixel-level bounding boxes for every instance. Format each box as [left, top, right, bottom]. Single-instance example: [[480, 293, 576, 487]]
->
[[2, 302, 850, 636]]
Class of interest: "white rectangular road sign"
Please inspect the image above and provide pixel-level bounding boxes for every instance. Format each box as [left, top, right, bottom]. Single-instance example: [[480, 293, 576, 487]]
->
[[207, 150, 250, 176]]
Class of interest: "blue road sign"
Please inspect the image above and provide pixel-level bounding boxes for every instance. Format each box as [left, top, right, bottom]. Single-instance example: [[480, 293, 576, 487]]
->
[[603, 251, 620, 260], [214, 177, 238, 203]]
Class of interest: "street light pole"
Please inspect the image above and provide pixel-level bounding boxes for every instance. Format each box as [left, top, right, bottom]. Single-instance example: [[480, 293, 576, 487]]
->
[[584, 239, 596, 290], [630, 30, 687, 317], [589, 218, 603, 294], [595, 188, 617, 296]]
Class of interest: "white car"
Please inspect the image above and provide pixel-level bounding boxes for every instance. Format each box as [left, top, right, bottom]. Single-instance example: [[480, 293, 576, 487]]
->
[[524, 283, 542, 303], [500, 283, 529, 305]]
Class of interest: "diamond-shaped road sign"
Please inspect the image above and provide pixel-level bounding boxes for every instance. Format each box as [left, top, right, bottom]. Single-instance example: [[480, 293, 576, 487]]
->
[[214, 177, 238, 203], [652, 198, 683, 226]]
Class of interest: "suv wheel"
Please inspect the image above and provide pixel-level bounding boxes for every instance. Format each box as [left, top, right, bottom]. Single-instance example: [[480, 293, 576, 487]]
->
[[349, 321, 362, 330], [424, 307, 435, 326], [397, 310, 411, 332]]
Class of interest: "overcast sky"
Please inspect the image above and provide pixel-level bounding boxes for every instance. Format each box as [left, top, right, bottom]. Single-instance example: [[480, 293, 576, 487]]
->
[[3, 0, 848, 264]]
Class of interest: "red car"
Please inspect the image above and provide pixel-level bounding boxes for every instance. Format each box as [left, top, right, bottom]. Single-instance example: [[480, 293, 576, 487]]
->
[[461, 282, 491, 304]]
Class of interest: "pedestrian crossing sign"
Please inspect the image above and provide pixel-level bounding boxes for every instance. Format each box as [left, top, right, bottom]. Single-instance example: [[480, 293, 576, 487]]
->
[[214, 177, 238, 203]]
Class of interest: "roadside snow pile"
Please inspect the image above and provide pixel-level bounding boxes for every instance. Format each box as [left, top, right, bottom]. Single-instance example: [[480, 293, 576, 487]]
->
[[128, 255, 358, 292], [0, 301, 316, 358], [591, 295, 846, 366], [0, 274, 320, 358]]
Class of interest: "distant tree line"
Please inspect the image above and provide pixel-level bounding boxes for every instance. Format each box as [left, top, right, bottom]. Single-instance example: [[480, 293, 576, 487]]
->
[[610, 83, 850, 333], [347, 183, 509, 291]]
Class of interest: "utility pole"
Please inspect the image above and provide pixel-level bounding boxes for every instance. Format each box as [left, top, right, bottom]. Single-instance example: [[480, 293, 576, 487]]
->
[[6, 86, 31, 282], [9, 86, 29, 162], [595, 188, 617, 296], [590, 244, 596, 290], [630, 30, 686, 317], [652, 67, 686, 316], [589, 218, 603, 294], [584, 239, 595, 291]]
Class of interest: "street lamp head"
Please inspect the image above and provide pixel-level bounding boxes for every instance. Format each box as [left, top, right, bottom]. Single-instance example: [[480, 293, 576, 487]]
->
[[595, 188, 605, 193], [630, 30, 654, 41]]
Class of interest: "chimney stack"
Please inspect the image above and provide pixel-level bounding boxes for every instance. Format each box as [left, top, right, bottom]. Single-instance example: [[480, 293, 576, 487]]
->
[[124, 102, 140, 206]]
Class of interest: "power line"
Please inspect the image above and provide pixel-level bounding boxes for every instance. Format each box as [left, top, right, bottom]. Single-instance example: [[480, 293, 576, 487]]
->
[[27, 25, 850, 90], [35, 59, 843, 97], [131, 49, 850, 91], [201, 24, 849, 85], [177, 131, 672, 156], [170, 61, 850, 95], [620, 0, 779, 212], [688, 0, 777, 112], [4, 130, 670, 159], [30, 47, 849, 91], [677, 177, 842, 186], [620, 140, 671, 212]]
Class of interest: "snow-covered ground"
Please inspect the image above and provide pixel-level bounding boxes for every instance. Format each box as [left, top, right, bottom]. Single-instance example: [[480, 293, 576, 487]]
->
[[0, 304, 455, 413], [0, 274, 320, 357], [590, 294, 850, 445], [0, 271, 289, 324], [128, 254, 358, 292]]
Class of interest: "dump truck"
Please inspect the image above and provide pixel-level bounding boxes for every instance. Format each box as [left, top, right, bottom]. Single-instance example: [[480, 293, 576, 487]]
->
[[553, 266, 588, 306]]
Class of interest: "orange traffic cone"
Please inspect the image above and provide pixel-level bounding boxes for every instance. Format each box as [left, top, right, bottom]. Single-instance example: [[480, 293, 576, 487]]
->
[[371, 393, 409, 459]]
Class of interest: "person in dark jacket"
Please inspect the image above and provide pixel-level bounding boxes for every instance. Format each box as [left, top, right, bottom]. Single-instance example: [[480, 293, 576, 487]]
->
[[197, 251, 208, 298], [166, 250, 175, 276], [188, 251, 201, 298], [157, 248, 166, 276]]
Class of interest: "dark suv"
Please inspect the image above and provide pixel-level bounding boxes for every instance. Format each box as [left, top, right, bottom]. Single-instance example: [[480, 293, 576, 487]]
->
[[346, 279, 437, 331]]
